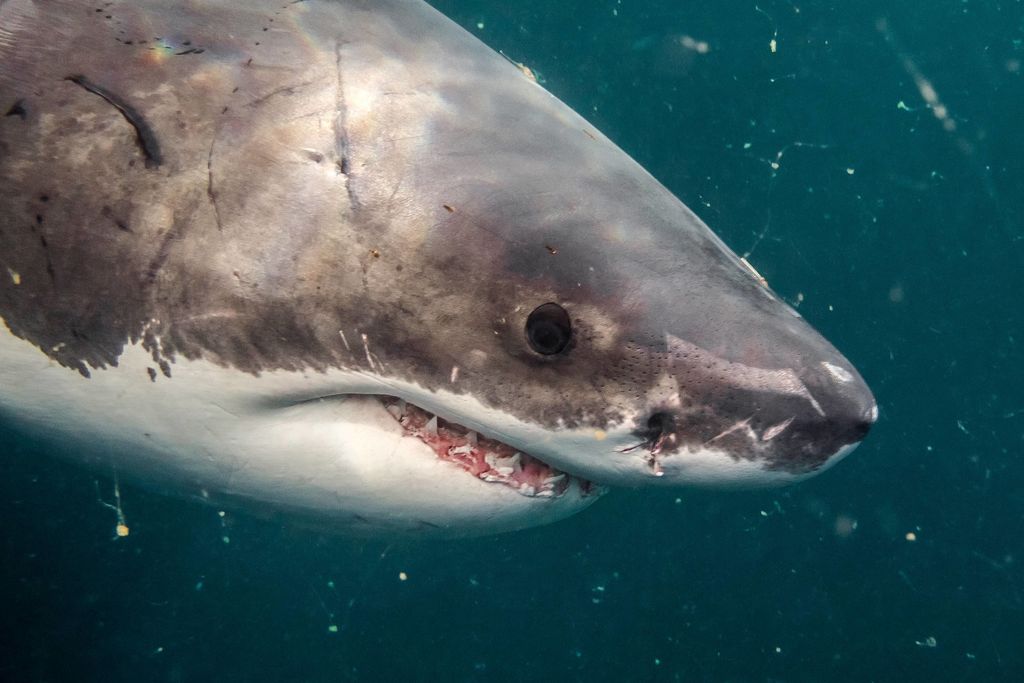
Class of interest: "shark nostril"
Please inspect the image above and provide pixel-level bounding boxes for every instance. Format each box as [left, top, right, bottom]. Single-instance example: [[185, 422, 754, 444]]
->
[[646, 411, 676, 437]]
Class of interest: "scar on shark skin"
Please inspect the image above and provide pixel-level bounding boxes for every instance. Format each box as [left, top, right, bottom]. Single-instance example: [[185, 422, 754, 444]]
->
[[4, 99, 27, 119], [65, 75, 163, 168]]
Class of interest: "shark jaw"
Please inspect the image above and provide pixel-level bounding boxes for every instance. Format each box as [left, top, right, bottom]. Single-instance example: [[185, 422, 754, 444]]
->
[[377, 396, 599, 500]]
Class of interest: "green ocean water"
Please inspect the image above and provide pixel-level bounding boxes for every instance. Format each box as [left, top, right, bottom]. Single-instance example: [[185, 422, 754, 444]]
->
[[2, 1, 1022, 680]]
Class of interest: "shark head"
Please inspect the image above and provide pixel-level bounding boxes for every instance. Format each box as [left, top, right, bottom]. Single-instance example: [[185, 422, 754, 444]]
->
[[0, 0, 875, 535]]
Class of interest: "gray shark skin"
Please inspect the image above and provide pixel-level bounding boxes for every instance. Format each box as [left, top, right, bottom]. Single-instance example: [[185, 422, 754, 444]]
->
[[0, 0, 876, 535]]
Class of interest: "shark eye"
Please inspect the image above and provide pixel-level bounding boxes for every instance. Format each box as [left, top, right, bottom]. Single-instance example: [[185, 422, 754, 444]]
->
[[525, 303, 572, 355]]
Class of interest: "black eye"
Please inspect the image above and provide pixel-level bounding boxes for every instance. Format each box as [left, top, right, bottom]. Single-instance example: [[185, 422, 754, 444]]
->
[[525, 303, 572, 355]]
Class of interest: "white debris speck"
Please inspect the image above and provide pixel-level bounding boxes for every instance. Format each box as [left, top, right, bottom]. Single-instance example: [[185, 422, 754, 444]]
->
[[769, 38, 778, 53], [7, 268, 20, 285], [679, 35, 710, 54], [450, 365, 460, 383], [476, 21, 484, 30], [915, 636, 937, 648], [328, 624, 339, 633], [846, 167, 855, 175], [398, 571, 408, 581], [905, 531, 917, 542]]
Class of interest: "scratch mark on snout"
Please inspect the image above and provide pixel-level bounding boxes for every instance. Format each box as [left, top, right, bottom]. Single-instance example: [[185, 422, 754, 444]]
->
[[762, 417, 794, 441], [704, 417, 757, 448]]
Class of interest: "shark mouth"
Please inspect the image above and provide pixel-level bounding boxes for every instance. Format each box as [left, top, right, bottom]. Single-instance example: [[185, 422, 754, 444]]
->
[[379, 397, 597, 499]]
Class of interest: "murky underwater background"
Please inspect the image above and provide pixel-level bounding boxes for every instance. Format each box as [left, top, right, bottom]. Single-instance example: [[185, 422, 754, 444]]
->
[[2, 0, 1022, 680]]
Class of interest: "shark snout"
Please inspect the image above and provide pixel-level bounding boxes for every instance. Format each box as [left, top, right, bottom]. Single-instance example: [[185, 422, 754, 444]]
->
[[816, 358, 877, 449], [769, 358, 877, 473], [629, 349, 877, 483]]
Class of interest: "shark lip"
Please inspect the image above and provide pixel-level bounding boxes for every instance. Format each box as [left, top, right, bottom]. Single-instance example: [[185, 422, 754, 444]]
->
[[377, 396, 598, 499]]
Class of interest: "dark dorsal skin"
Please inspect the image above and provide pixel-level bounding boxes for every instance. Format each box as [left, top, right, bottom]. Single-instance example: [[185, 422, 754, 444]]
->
[[0, 0, 874, 479]]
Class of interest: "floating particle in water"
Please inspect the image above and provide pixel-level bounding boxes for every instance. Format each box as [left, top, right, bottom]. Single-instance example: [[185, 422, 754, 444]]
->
[[834, 515, 858, 537], [906, 531, 918, 542], [678, 35, 710, 54], [398, 571, 408, 581], [755, 6, 779, 53], [96, 472, 129, 539], [915, 636, 937, 648], [327, 624, 338, 633]]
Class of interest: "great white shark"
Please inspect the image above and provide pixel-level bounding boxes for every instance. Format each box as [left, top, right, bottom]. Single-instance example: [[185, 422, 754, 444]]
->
[[0, 0, 876, 535]]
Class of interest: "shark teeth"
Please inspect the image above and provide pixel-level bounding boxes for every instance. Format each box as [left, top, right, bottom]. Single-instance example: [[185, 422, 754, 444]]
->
[[378, 395, 597, 499]]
